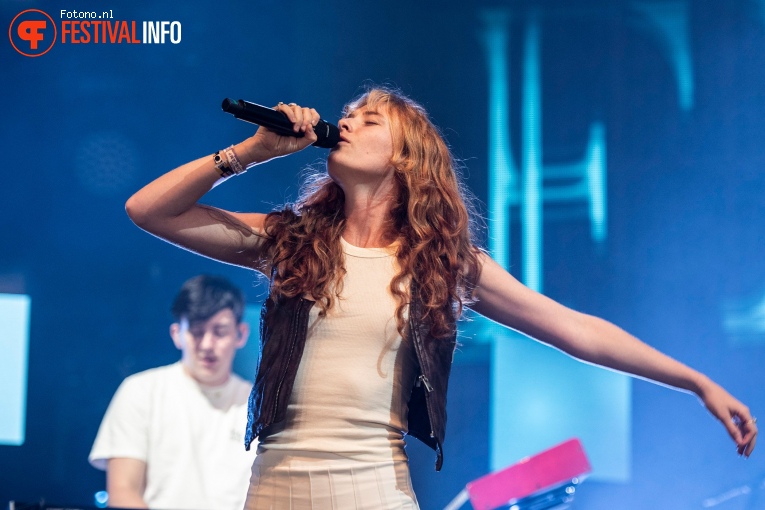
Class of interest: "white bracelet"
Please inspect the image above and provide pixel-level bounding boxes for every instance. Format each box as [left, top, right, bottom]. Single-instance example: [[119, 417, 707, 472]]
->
[[223, 145, 246, 175]]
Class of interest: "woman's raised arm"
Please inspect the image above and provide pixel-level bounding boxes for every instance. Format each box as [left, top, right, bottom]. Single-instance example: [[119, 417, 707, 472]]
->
[[125, 103, 321, 269]]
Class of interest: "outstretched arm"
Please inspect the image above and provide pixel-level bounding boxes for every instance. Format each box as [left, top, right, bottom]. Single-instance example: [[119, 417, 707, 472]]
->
[[471, 253, 758, 457], [125, 104, 321, 269]]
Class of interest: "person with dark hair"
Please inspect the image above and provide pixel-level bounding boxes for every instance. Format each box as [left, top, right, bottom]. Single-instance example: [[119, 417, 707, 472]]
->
[[89, 274, 255, 510], [124, 88, 757, 509]]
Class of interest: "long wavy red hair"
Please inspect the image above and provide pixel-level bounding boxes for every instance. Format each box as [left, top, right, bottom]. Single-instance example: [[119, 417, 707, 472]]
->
[[258, 87, 482, 338]]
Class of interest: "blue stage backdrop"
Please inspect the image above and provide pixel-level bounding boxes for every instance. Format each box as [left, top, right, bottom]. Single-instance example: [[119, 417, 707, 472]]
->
[[2, 1, 764, 509]]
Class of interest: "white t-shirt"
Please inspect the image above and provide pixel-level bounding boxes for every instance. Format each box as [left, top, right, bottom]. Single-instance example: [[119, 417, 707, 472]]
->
[[259, 237, 418, 463], [89, 362, 256, 510]]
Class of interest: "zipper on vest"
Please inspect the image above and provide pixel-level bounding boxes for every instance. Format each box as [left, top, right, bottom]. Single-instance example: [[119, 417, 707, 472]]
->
[[270, 298, 306, 420], [418, 374, 434, 392], [410, 303, 437, 440], [418, 374, 436, 438]]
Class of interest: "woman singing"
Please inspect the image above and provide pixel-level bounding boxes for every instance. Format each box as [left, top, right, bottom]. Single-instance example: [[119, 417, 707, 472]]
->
[[126, 87, 757, 509]]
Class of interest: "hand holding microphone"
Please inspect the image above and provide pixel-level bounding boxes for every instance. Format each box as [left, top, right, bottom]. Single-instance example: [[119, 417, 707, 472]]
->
[[222, 98, 340, 150]]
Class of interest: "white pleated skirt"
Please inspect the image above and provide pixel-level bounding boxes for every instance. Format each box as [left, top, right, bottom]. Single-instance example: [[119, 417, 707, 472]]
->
[[244, 450, 420, 510]]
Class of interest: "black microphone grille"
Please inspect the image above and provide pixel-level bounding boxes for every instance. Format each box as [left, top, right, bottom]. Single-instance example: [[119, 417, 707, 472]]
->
[[313, 121, 340, 149]]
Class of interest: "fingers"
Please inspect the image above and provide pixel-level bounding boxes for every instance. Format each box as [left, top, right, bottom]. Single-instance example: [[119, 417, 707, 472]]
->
[[722, 405, 758, 457], [736, 415, 758, 458], [721, 414, 744, 445], [275, 102, 321, 134], [744, 431, 757, 457], [704, 384, 757, 458]]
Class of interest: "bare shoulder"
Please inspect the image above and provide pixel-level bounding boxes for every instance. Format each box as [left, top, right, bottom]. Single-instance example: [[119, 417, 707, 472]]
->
[[473, 252, 522, 296]]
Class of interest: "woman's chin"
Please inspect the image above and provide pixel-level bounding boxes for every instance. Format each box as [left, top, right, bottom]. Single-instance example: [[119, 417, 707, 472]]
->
[[326, 162, 347, 186]]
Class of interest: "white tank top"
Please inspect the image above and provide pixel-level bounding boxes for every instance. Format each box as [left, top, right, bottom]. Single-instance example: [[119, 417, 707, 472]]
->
[[259, 237, 418, 462]]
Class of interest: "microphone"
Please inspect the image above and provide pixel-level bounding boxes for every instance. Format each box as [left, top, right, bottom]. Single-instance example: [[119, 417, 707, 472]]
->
[[221, 98, 340, 149]]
